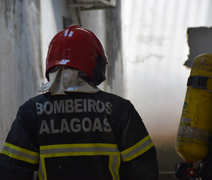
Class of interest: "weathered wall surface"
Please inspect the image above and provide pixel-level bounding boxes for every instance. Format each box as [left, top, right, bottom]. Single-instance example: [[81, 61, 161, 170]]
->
[[105, 0, 124, 97], [122, 0, 212, 177], [0, 0, 43, 149]]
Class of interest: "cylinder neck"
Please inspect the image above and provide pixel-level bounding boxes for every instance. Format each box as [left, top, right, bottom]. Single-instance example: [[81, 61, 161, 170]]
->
[[185, 161, 193, 168]]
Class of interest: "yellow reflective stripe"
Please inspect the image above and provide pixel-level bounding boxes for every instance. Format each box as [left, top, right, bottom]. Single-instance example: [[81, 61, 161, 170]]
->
[[121, 135, 150, 155], [38, 158, 47, 180], [38, 169, 42, 180], [39, 143, 121, 180], [40, 143, 119, 157], [109, 156, 114, 179], [4, 142, 38, 156], [109, 155, 121, 180], [1, 142, 38, 164], [125, 142, 153, 160], [40, 143, 117, 150], [115, 155, 121, 178], [121, 135, 154, 162], [41, 151, 118, 158]]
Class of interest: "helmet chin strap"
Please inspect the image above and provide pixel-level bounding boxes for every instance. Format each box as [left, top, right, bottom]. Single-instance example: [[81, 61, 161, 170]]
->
[[39, 67, 100, 95]]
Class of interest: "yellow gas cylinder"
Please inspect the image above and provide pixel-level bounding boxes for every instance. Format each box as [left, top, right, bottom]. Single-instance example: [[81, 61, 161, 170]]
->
[[176, 53, 212, 164]]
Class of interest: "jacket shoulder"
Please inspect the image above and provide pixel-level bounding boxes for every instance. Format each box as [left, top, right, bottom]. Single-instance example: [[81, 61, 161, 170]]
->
[[19, 92, 51, 110], [98, 91, 131, 104]]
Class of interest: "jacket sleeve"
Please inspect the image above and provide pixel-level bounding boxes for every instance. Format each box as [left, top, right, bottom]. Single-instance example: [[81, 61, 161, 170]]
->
[[118, 102, 158, 180], [0, 100, 39, 180]]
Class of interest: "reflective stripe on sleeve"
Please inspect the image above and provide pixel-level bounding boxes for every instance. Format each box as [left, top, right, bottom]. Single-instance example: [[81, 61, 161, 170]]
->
[[1, 142, 39, 164], [121, 135, 154, 162], [38, 143, 121, 180]]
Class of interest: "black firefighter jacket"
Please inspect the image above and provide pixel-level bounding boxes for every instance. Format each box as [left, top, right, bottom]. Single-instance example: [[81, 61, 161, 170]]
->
[[0, 91, 158, 180]]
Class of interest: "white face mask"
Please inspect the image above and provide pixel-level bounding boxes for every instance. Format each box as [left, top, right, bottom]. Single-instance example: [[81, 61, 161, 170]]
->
[[39, 67, 99, 95]]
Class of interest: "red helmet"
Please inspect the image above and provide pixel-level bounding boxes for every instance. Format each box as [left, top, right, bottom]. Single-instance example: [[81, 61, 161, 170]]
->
[[46, 25, 108, 85]]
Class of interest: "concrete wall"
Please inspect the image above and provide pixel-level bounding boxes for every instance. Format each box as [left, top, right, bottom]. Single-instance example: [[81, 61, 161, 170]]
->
[[0, 0, 43, 149], [105, 0, 124, 96]]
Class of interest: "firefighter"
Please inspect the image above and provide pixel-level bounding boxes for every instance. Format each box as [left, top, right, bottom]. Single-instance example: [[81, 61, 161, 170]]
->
[[0, 25, 158, 180]]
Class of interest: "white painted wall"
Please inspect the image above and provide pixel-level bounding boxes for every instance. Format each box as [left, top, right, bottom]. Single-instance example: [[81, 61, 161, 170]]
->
[[122, 0, 212, 171], [0, 0, 43, 149], [40, 0, 71, 81]]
